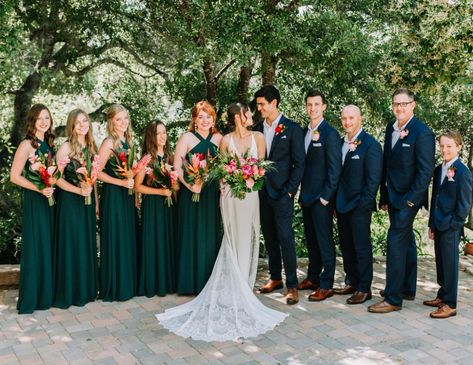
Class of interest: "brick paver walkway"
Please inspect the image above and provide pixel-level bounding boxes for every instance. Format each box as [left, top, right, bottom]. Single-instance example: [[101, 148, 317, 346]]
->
[[1, 257, 473, 365]]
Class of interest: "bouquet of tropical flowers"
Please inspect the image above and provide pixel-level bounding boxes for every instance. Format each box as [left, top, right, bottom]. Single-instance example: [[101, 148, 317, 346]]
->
[[27, 151, 70, 206], [145, 159, 179, 207], [109, 145, 152, 195], [73, 151, 100, 205], [209, 152, 273, 199], [182, 152, 212, 202]]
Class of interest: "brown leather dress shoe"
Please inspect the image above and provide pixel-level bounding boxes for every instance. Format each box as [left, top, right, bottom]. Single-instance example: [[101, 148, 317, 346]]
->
[[368, 300, 402, 313], [423, 297, 443, 307], [430, 304, 456, 319], [308, 288, 334, 302], [286, 288, 299, 305], [297, 278, 319, 291], [259, 279, 283, 294], [346, 291, 372, 305], [333, 284, 357, 295], [379, 289, 415, 301]]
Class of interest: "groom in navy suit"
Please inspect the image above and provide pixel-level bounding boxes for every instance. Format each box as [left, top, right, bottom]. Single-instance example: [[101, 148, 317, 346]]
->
[[298, 90, 342, 302], [369, 88, 435, 313], [334, 105, 382, 304], [253, 85, 305, 305]]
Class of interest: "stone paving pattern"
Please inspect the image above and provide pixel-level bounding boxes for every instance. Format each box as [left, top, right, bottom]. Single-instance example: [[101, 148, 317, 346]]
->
[[1, 257, 473, 365]]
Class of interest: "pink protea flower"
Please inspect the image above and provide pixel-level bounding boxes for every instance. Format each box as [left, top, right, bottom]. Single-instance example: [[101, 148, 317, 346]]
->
[[245, 178, 255, 189]]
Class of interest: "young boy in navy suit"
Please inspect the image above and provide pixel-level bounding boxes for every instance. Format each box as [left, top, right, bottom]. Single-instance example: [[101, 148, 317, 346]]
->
[[426, 130, 472, 318]]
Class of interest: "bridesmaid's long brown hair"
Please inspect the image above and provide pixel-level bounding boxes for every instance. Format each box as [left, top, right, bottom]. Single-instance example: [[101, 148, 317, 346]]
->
[[142, 120, 172, 164], [25, 104, 55, 149]]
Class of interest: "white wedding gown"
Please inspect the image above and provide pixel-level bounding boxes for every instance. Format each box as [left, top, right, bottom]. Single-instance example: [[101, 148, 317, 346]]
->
[[156, 133, 288, 341]]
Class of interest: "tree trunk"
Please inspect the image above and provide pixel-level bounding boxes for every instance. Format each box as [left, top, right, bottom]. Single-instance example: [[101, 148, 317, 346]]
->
[[11, 71, 43, 147], [236, 65, 253, 104], [203, 59, 217, 106], [261, 52, 278, 86]]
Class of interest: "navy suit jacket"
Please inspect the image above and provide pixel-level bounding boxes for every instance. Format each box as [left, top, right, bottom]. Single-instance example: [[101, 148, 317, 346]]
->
[[335, 130, 383, 214], [379, 115, 435, 210], [429, 159, 473, 232], [254, 115, 305, 199], [300, 120, 342, 207]]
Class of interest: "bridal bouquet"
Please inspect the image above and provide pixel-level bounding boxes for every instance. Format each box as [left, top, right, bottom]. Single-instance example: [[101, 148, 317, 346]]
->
[[145, 159, 179, 207], [109, 145, 152, 195], [182, 152, 212, 202], [27, 151, 70, 206], [74, 151, 100, 205], [208, 152, 273, 199]]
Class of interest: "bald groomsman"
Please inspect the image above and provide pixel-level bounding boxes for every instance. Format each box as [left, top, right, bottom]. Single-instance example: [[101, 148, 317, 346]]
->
[[333, 105, 382, 304], [369, 88, 435, 313]]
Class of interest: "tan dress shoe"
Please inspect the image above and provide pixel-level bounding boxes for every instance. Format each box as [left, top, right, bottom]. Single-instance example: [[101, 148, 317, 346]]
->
[[308, 288, 334, 302], [430, 304, 456, 319], [333, 284, 357, 295], [423, 297, 443, 307], [286, 288, 299, 305], [297, 278, 319, 291], [379, 289, 415, 301], [346, 291, 372, 305], [368, 300, 402, 313], [259, 279, 283, 294]]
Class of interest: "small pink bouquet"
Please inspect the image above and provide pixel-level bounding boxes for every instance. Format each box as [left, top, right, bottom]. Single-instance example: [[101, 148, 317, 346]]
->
[[109, 145, 152, 195], [209, 152, 273, 199], [75, 152, 100, 205], [27, 151, 70, 206], [182, 152, 212, 202], [145, 159, 179, 207]]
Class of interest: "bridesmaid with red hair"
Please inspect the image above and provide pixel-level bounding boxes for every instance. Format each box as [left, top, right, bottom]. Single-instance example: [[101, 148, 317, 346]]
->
[[174, 101, 223, 294]]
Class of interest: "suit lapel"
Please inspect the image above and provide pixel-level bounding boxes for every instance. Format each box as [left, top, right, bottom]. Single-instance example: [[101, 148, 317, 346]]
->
[[306, 120, 326, 155], [268, 116, 286, 158], [344, 129, 365, 167]]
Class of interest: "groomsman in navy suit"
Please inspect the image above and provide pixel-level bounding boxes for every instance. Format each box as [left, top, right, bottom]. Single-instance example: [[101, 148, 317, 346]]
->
[[298, 90, 342, 301], [425, 130, 472, 318], [369, 88, 435, 313], [254, 85, 305, 305], [334, 105, 382, 304]]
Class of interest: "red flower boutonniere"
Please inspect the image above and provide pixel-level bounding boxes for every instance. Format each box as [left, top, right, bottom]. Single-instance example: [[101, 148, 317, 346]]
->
[[275, 123, 286, 135], [348, 139, 362, 152], [447, 166, 456, 181], [400, 129, 409, 139], [312, 130, 320, 141]]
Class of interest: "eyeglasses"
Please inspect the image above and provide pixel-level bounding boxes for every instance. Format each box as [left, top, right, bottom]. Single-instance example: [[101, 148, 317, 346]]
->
[[392, 101, 414, 108]]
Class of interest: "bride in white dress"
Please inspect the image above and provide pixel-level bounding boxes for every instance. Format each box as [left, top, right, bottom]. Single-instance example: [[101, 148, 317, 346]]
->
[[156, 103, 288, 341]]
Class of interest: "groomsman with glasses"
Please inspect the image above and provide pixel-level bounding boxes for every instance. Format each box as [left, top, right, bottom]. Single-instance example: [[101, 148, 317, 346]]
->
[[369, 88, 435, 313], [333, 105, 382, 304]]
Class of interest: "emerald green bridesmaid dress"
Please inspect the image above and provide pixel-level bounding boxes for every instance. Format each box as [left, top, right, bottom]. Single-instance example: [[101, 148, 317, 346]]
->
[[176, 132, 222, 294], [99, 141, 138, 301], [137, 155, 176, 297], [17, 139, 54, 314], [53, 159, 98, 308]]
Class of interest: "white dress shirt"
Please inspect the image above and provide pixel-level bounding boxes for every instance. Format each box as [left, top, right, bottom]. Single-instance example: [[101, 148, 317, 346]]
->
[[304, 119, 324, 153], [441, 157, 458, 184], [391, 115, 414, 149], [342, 128, 363, 165], [263, 113, 282, 156]]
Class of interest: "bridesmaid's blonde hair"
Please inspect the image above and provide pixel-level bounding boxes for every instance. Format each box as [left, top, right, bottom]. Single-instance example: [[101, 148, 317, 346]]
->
[[106, 104, 133, 148], [66, 109, 97, 159]]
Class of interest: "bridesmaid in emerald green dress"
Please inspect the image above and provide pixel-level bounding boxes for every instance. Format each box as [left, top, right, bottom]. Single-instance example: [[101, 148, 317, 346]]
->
[[135, 121, 177, 297], [53, 109, 98, 308], [97, 104, 138, 301], [10, 104, 56, 314], [174, 100, 223, 294]]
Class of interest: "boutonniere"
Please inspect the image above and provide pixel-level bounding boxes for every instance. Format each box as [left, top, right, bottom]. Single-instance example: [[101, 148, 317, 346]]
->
[[275, 123, 286, 135], [312, 130, 320, 142], [447, 166, 456, 181], [348, 139, 362, 152], [400, 129, 409, 139]]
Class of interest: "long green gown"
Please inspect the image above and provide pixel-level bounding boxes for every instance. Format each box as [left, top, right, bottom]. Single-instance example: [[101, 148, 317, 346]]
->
[[17, 139, 54, 314], [176, 132, 222, 294], [99, 141, 138, 301], [137, 155, 176, 297], [53, 158, 98, 308]]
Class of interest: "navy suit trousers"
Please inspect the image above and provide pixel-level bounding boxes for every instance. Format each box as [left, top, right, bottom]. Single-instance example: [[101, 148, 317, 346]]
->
[[434, 228, 461, 308], [260, 191, 298, 288], [337, 207, 373, 293], [302, 201, 336, 289], [385, 205, 419, 306]]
